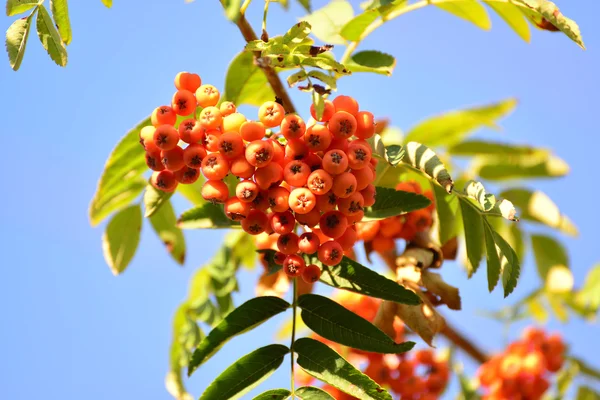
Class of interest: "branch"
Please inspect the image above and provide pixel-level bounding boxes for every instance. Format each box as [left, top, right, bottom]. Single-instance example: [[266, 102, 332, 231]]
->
[[441, 323, 488, 364], [234, 14, 297, 114]]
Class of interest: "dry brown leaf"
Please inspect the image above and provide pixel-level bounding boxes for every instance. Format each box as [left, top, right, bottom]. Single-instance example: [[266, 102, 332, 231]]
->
[[421, 270, 462, 310], [373, 301, 398, 339], [396, 293, 445, 347]]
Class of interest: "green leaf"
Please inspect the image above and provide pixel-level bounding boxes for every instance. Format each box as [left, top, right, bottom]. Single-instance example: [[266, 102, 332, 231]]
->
[[526, 295, 549, 323], [577, 386, 600, 400], [297, 0, 311, 12], [346, 50, 396, 76], [89, 117, 150, 226], [101, 0, 112, 8], [311, 90, 325, 120], [405, 98, 516, 147], [221, 0, 242, 22], [340, 9, 380, 41], [200, 344, 289, 400], [298, 294, 415, 354], [148, 200, 186, 265], [302, 54, 349, 74], [5, 10, 34, 70], [483, 1, 530, 42], [294, 338, 392, 400], [50, 0, 72, 45], [296, 386, 336, 400], [287, 70, 308, 87], [6, 0, 37, 16], [531, 234, 568, 282], [319, 256, 421, 305], [460, 198, 485, 276], [493, 228, 521, 297], [500, 188, 577, 236], [403, 142, 454, 193], [433, 0, 491, 30], [448, 140, 546, 156], [431, 182, 459, 245], [252, 389, 291, 400], [178, 203, 240, 229], [188, 296, 290, 375], [301, 0, 354, 44], [143, 184, 173, 218], [102, 204, 142, 275], [483, 220, 501, 291], [307, 70, 337, 90], [570, 357, 600, 381], [177, 178, 205, 206], [475, 153, 569, 181], [36, 4, 67, 66], [284, 21, 312, 45], [573, 265, 600, 312], [363, 186, 431, 220], [224, 51, 275, 107]]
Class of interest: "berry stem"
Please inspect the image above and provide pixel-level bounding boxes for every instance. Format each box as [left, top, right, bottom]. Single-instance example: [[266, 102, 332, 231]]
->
[[290, 276, 298, 398], [262, 0, 271, 41], [240, 0, 252, 15]]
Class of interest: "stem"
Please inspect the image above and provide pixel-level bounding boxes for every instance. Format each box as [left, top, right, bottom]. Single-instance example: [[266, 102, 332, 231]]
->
[[441, 323, 489, 364], [240, 0, 251, 15], [340, 0, 430, 64], [290, 277, 298, 398], [234, 13, 297, 113], [262, 0, 271, 40]]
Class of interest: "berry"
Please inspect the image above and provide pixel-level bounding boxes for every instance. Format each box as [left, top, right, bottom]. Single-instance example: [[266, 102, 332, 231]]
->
[[230, 156, 255, 179], [337, 192, 364, 216], [201, 153, 229, 180], [332, 95, 359, 117], [281, 114, 306, 139], [161, 146, 185, 171], [236, 180, 259, 203], [201, 180, 229, 203], [196, 84, 220, 107], [255, 163, 283, 190], [277, 232, 300, 254], [355, 111, 375, 139], [259, 101, 285, 128], [323, 150, 349, 175], [304, 124, 332, 152], [224, 197, 251, 221], [151, 170, 178, 192], [351, 166, 374, 191], [347, 141, 372, 170], [218, 132, 245, 159], [171, 90, 197, 116], [273, 251, 286, 265], [219, 101, 237, 117], [175, 72, 201, 92], [316, 193, 338, 212], [199, 106, 223, 129], [328, 111, 357, 139], [289, 188, 316, 214], [332, 172, 357, 198], [151, 106, 177, 127], [302, 264, 321, 283], [183, 143, 207, 168], [336, 227, 357, 250], [310, 100, 335, 122], [361, 184, 376, 207], [241, 209, 269, 235], [174, 166, 200, 184], [140, 126, 160, 153], [318, 241, 344, 266], [283, 254, 306, 277], [145, 151, 165, 172], [203, 129, 222, 152], [294, 207, 321, 227], [240, 120, 266, 142], [153, 125, 179, 151], [299, 232, 320, 254], [222, 112, 247, 133], [307, 169, 333, 195], [320, 211, 348, 239], [271, 211, 295, 234], [267, 186, 290, 212], [178, 119, 204, 144], [245, 140, 274, 168], [283, 160, 310, 187]]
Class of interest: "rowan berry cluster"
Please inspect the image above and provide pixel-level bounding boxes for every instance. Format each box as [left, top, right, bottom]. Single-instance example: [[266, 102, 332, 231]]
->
[[476, 327, 565, 400], [139, 72, 378, 279], [356, 181, 435, 254]]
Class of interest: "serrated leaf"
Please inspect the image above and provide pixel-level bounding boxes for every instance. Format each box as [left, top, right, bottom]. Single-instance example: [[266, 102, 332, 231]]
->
[[501, 188, 577, 236], [177, 203, 240, 229], [448, 140, 546, 156], [188, 296, 290, 375], [301, 0, 354, 44], [363, 186, 431, 220], [200, 344, 289, 400], [294, 338, 392, 400], [482, 219, 501, 291], [459, 197, 485, 276], [5, 11, 34, 70], [50, 0, 72, 45], [484, 1, 530, 42], [433, 0, 491, 30], [346, 50, 396, 76], [284, 21, 312, 45], [475, 153, 569, 180], [432, 182, 459, 245], [36, 4, 67, 66], [89, 117, 150, 226], [296, 386, 336, 400], [252, 389, 291, 400], [149, 200, 186, 265], [6, 0, 37, 16], [102, 204, 142, 275], [403, 142, 453, 193], [298, 294, 415, 353], [405, 99, 516, 147], [224, 51, 275, 107], [492, 228, 520, 297], [143, 184, 173, 218]]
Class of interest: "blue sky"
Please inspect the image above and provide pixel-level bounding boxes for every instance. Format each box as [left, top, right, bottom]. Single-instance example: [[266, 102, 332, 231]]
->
[[1, 0, 599, 399]]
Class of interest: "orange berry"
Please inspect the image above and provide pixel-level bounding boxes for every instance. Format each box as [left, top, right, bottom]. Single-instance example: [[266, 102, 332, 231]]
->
[[303, 153, 323, 172], [174, 166, 200, 184], [178, 119, 204, 144], [522, 351, 546, 376], [406, 209, 433, 232], [230, 156, 255, 179], [372, 236, 395, 253], [201, 153, 229, 180], [283, 254, 306, 277], [140, 126, 160, 153], [323, 150, 349, 175], [355, 111, 375, 139], [241, 209, 269, 235], [251, 190, 270, 212], [145, 151, 164, 172], [283, 160, 310, 187], [546, 354, 564, 372], [240, 120, 266, 142], [352, 167, 373, 191], [424, 372, 446, 394], [396, 181, 422, 194], [153, 125, 180, 151], [332, 172, 357, 199], [347, 141, 372, 170], [222, 112, 247, 133], [332, 95, 359, 117], [160, 146, 185, 171], [171, 89, 197, 116], [271, 211, 295, 235], [203, 129, 221, 152], [218, 132, 245, 159], [379, 217, 403, 238], [307, 169, 333, 195], [285, 138, 310, 161], [219, 101, 237, 117], [302, 264, 322, 283], [183, 143, 207, 168], [224, 197, 251, 221], [500, 354, 522, 380], [199, 106, 223, 129], [175, 72, 201, 92], [356, 221, 380, 242], [299, 232, 320, 254], [255, 163, 283, 190], [267, 186, 290, 212], [320, 211, 348, 239], [361, 184, 376, 207], [414, 349, 435, 365], [327, 136, 349, 153], [316, 192, 338, 212], [201, 180, 229, 203], [336, 227, 357, 250], [245, 140, 274, 168], [196, 84, 220, 107], [318, 241, 344, 266], [289, 188, 316, 214], [151, 106, 177, 127], [277, 232, 300, 254], [304, 124, 332, 152], [273, 252, 286, 265], [310, 100, 335, 122], [294, 207, 321, 227], [236, 180, 259, 203], [346, 210, 364, 225], [151, 170, 177, 192], [281, 114, 306, 139], [328, 111, 357, 139], [337, 192, 364, 216], [258, 101, 286, 128]]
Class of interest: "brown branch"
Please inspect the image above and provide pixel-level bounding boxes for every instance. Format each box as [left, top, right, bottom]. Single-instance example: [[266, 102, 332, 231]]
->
[[235, 14, 297, 114], [441, 322, 489, 364]]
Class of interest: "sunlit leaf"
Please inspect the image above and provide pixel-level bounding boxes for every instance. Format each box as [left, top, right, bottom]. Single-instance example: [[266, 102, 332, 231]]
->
[[448, 140, 546, 156], [224, 51, 275, 107], [5, 11, 35, 70], [301, 0, 354, 44], [178, 203, 240, 229], [475, 153, 569, 181], [102, 204, 142, 275], [459, 197, 485, 276], [143, 184, 174, 218], [433, 0, 491, 30], [346, 50, 396, 75], [296, 386, 336, 400], [363, 186, 431, 220], [149, 200, 186, 265], [484, 1, 530, 42], [50, 0, 72, 45], [252, 389, 291, 400]]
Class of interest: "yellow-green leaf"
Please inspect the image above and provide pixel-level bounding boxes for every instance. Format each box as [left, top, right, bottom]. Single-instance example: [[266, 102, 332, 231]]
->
[[36, 5, 68, 66], [459, 197, 485, 276], [5, 11, 35, 70], [224, 51, 275, 107], [149, 200, 186, 265], [102, 204, 142, 275], [346, 50, 396, 76], [475, 153, 569, 180], [101, 0, 112, 8], [484, 1, 530, 42], [433, 0, 491, 30], [6, 0, 37, 16], [50, 0, 72, 45], [301, 0, 354, 44]]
